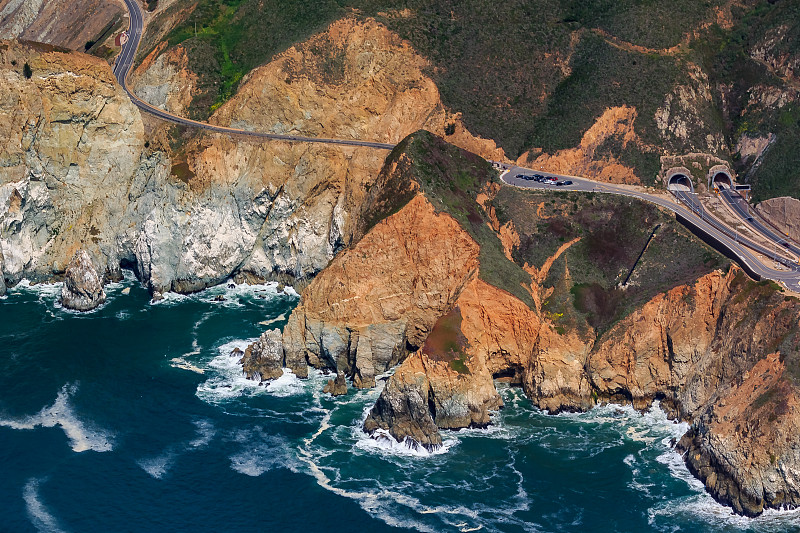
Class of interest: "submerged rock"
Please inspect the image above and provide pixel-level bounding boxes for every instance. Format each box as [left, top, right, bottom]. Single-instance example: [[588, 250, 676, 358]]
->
[[240, 329, 284, 382], [323, 372, 348, 396], [60, 250, 106, 311]]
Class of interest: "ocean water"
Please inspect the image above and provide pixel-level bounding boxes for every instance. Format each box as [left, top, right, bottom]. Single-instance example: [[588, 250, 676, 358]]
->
[[1, 274, 799, 533]]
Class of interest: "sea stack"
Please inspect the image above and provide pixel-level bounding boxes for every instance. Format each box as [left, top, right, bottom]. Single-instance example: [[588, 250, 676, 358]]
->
[[240, 329, 284, 382], [60, 250, 106, 311]]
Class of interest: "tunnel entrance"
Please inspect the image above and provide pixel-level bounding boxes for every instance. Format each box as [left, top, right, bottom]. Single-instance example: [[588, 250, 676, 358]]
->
[[712, 172, 733, 190], [667, 174, 693, 192]]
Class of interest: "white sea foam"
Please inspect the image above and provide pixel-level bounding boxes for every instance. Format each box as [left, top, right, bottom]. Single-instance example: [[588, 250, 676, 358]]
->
[[189, 419, 215, 448], [0, 384, 113, 452], [265, 369, 306, 397], [228, 428, 299, 476], [149, 280, 297, 308], [355, 428, 456, 457], [169, 357, 205, 374], [23, 478, 68, 533], [13, 279, 62, 298], [293, 389, 534, 533], [196, 339, 323, 404], [259, 313, 286, 326], [137, 452, 176, 480], [194, 339, 262, 403], [136, 419, 215, 479]]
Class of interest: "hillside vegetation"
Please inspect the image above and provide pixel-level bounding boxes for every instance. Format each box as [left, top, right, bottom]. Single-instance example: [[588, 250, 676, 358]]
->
[[139, 0, 800, 200], [363, 131, 726, 335]]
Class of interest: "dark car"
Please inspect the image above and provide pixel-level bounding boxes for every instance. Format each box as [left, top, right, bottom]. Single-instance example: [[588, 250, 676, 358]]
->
[[562, 180, 573, 185], [515, 174, 524, 179]]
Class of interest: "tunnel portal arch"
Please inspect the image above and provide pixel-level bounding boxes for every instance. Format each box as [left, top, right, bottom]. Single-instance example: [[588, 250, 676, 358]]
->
[[668, 173, 694, 192]]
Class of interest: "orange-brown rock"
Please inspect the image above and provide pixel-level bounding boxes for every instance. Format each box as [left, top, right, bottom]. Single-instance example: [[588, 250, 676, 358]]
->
[[281, 192, 481, 381], [0, 0, 123, 51], [516, 106, 648, 185], [679, 353, 800, 516]]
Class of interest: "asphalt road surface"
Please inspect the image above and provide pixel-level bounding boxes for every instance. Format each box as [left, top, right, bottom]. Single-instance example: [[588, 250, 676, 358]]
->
[[719, 187, 800, 257], [113, 0, 395, 151], [501, 166, 800, 291]]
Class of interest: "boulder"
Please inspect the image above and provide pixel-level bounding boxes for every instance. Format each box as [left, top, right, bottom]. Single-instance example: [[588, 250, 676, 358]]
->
[[60, 250, 106, 311]]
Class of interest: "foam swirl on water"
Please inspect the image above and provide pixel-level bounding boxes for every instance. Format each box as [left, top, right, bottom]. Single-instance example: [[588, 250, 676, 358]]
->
[[0, 384, 113, 453]]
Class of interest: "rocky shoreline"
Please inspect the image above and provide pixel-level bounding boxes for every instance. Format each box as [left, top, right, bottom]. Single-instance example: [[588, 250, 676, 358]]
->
[[228, 131, 800, 518], [3, 33, 800, 520]]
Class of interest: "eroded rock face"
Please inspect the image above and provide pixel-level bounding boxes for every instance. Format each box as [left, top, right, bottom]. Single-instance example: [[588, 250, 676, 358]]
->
[[60, 249, 105, 311], [0, 248, 6, 297], [129, 42, 197, 116], [516, 106, 648, 185], [279, 192, 480, 380], [363, 352, 443, 450], [679, 353, 800, 517], [756, 196, 800, 244], [2, 24, 500, 296], [323, 372, 348, 396]]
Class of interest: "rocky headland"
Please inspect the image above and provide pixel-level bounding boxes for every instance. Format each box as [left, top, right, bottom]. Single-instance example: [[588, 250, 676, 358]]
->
[[243, 130, 800, 517], [2, 2, 800, 520]]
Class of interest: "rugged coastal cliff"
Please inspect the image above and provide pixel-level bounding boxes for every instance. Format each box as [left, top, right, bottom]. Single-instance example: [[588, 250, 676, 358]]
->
[[0, 31, 497, 296], [246, 130, 800, 517]]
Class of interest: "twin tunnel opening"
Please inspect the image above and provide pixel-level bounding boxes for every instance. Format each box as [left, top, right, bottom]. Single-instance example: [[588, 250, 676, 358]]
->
[[667, 171, 733, 193]]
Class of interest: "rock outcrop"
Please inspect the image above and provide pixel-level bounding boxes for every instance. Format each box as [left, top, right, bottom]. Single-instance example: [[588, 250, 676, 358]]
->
[[274, 191, 480, 380], [756, 196, 800, 244], [0, 0, 123, 51], [247, 129, 800, 515], [239, 329, 284, 382], [60, 249, 106, 311], [516, 106, 649, 185]]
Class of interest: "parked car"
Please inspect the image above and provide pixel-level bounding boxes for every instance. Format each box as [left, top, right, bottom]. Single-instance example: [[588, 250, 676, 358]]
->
[[561, 180, 573, 186]]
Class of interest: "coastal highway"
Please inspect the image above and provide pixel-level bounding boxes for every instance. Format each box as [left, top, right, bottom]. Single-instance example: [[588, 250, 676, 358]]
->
[[501, 166, 800, 291], [112, 0, 395, 150], [719, 186, 800, 258]]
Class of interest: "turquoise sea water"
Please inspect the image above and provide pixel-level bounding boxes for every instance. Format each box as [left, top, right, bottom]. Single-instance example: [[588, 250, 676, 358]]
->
[[1, 273, 799, 533]]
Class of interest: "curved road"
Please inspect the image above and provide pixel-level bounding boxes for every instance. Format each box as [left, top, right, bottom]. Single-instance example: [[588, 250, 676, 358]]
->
[[112, 0, 800, 290], [719, 186, 800, 258], [113, 0, 395, 150], [500, 166, 800, 291]]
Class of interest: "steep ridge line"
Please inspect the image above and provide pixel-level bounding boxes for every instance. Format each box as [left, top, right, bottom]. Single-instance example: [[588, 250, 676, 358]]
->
[[112, 0, 396, 150]]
